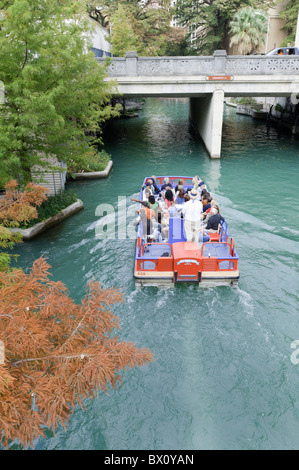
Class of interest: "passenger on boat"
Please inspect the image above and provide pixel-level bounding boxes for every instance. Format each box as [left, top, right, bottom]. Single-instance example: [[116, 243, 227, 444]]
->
[[161, 212, 170, 241], [149, 176, 161, 195], [192, 177, 199, 190], [148, 194, 159, 213], [143, 187, 152, 201], [162, 188, 174, 209], [181, 188, 203, 243], [202, 194, 212, 218], [205, 207, 225, 233], [138, 207, 156, 239], [169, 200, 180, 217], [198, 181, 205, 191], [204, 201, 219, 224], [174, 186, 185, 205], [201, 188, 208, 198], [161, 177, 173, 191], [137, 204, 156, 220], [149, 195, 162, 223], [174, 179, 184, 192]]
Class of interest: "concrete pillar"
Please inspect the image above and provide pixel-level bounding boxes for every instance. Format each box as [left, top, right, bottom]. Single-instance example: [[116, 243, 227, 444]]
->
[[125, 51, 138, 76], [189, 89, 225, 159]]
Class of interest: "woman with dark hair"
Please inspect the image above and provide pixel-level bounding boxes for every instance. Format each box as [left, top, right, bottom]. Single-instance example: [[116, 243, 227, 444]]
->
[[162, 188, 174, 209]]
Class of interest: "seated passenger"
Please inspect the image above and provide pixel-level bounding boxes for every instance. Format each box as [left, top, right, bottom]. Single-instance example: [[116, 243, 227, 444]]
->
[[162, 188, 174, 209], [174, 185, 185, 205], [149, 176, 161, 195], [160, 177, 173, 191], [169, 200, 180, 217], [204, 202, 219, 224], [143, 187, 152, 201], [192, 177, 199, 189], [202, 194, 212, 218], [205, 207, 225, 232], [175, 179, 184, 192]]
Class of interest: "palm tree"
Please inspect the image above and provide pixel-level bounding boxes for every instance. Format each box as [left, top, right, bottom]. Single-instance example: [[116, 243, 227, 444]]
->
[[229, 7, 268, 55]]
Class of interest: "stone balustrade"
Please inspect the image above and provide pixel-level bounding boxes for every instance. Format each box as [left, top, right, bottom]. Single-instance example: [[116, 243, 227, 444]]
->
[[97, 50, 299, 76]]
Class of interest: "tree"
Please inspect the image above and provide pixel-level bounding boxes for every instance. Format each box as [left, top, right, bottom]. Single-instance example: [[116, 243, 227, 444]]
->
[[0, 180, 48, 271], [279, 0, 299, 47], [109, 4, 140, 56], [229, 7, 268, 54], [91, 0, 173, 56], [0, 258, 154, 448], [174, 0, 268, 54], [0, 0, 120, 188]]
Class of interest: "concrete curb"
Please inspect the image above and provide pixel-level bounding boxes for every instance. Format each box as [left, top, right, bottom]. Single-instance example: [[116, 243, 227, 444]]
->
[[72, 160, 113, 180], [10, 199, 84, 240]]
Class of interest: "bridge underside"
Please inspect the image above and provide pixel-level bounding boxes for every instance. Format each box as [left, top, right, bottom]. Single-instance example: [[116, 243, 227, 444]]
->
[[109, 75, 297, 158]]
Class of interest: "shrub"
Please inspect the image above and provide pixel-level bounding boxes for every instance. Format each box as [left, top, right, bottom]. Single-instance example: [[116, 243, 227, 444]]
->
[[19, 190, 78, 228], [67, 150, 110, 177]]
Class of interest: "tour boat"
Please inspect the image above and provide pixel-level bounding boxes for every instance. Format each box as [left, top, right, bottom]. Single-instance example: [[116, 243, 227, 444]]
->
[[133, 176, 239, 287]]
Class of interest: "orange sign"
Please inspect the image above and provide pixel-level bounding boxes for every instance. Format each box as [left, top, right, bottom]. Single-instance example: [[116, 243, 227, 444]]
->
[[207, 75, 233, 81]]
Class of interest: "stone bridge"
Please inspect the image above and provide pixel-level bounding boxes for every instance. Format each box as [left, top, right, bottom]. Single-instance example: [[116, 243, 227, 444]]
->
[[97, 51, 299, 158]]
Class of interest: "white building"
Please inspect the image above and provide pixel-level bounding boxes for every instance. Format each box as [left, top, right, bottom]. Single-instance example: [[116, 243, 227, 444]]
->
[[88, 16, 111, 57]]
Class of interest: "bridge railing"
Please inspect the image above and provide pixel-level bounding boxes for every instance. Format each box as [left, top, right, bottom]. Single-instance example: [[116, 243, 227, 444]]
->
[[97, 50, 299, 77]]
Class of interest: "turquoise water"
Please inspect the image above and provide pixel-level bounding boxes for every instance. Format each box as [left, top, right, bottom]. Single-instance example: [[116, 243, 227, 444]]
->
[[13, 98, 299, 450]]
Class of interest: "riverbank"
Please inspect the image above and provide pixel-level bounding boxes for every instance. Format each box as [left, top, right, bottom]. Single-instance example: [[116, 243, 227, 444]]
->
[[225, 97, 299, 135], [9, 199, 83, 240]]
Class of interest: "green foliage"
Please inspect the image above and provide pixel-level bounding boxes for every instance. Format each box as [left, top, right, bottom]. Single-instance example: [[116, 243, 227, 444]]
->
[[95, 0, 174, 56], [0, 226, 22, 271], [279, 0, 299, 47], [0, 0, 119, 188], [67, 150, 110, 175], [229, 7, 268, 54], [20, 190, 78, 228], [174, 0, 269, 54], [109, 4, 139, 56], [275, 103, 287, 113]]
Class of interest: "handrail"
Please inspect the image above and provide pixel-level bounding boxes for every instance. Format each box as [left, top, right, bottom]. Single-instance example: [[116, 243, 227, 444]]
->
[[231, 237, 235, 257]]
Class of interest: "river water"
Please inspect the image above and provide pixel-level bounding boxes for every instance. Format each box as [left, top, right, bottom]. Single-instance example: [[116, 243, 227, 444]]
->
[[13, 98, 299, 450]]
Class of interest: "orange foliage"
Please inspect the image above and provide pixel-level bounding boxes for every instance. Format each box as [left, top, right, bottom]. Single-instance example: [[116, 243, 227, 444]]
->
[[0, 180, 48, 228], [0, 258, 154, 448]]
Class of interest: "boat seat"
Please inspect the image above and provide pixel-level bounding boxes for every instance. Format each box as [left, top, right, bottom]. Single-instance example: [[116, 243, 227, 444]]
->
[[208, 232, 220, 241]]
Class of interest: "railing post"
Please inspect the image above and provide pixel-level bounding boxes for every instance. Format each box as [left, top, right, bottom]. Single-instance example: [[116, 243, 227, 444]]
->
[[125, 51, 138, 76], [213, 50, 227, 74]]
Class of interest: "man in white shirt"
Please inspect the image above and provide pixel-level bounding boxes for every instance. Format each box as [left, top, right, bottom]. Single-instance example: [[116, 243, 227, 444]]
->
[[182, 188, 203, 242]]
